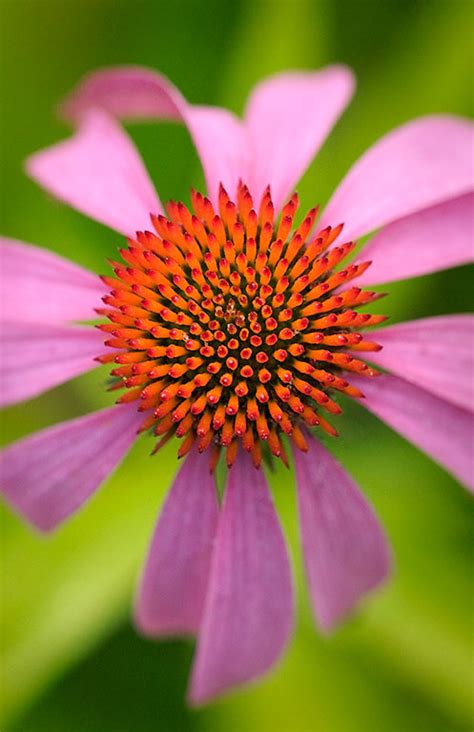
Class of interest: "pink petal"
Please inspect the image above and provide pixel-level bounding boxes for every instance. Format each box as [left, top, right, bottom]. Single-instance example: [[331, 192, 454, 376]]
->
[[293, 436, 391, 632], [244, 66, 355, 211], [353, 374, 474, 491], [0, 403, 142, 531], [188, 450, 293, 705], [367, 315, 474, 412], [0, 322, 105, 407], [26, 110, 161, 236], [321, 116, 474, 240], [0, 238, 104, 323], [357, 193, 474, 286], [59, 66, 248, 205], [135, 446, 219, 637]]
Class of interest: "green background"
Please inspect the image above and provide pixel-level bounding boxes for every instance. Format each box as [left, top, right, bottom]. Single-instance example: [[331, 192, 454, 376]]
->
[[1, 0, 473, 730]]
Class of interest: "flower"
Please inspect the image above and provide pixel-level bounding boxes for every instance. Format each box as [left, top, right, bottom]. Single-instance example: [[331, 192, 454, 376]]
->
[[1, 65, 473, 705]]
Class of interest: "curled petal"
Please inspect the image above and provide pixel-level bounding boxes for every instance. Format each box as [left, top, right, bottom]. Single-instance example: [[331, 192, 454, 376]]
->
[[188, 450, 293, 705], [353, 374, 474, 492], [357, 193, 474, 286], [27, 110, 162, 236], [244, 66, 355, 211], [293, 436, 391, 632], [59, 66, 248, 205], [0, 322, 105, 407], [135, 446, 219, 637], [0, 238, 104, 323], [58, 65, 355, 209], [367, 315, 474, 411], [0, 403, 142, 531], [321, 116, 474, 240]]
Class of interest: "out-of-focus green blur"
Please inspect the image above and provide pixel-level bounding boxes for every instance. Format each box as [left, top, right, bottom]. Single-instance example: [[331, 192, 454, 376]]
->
[[0, 0, 472, 730]]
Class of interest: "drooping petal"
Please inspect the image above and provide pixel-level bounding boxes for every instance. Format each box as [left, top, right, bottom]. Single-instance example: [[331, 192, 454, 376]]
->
[[244, 66, 355, 211], [0, 403, 142, 531], [59, 66, 248, 205], [26, 110, 162, 236], [321, 116, 474, 240], [188, 450, 293, 705], [135, 446, 219, 637], [356, 193, 474, 286], [366, 315, 474, 412], [353, 374, 474, 491], [293, 436, 391, 632], [0, 322, 106, 407], [0, 238, 104, 323]]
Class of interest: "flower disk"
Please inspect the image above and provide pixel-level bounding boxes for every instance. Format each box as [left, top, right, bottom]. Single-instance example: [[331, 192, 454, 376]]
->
[[97, 183, 386, 469]]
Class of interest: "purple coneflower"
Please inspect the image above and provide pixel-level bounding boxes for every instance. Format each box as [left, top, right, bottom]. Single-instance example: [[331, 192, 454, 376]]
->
[[1, 66, 473, 704]]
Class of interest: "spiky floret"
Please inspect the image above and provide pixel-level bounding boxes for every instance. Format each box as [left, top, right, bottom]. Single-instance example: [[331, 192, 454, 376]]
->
[[96, 183, 386, 469]]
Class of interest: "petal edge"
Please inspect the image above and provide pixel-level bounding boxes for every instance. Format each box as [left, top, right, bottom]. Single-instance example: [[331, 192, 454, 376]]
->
[[0, 403, 142, 531], [188, 451, 293, 705], [353, 374, 474, 492], [135, 446, 219, 637], [27, 110, 162, 236], [357, 193, 474, 286], [0, 322, 105, 407], [244, 66, 355, 211], [59, 66, 248, 205], [294, 437, 391, 631], [366, 315, 474, 412], [321, 115, 474, 240], [0, 238, 104, 324]]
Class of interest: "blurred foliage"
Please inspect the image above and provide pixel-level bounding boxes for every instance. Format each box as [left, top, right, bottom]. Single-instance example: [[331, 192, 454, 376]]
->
[[0, 0, 473, 730]]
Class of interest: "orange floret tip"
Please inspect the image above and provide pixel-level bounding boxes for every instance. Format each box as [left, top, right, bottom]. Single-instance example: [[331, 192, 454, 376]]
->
[[97, 185, 386, 470]]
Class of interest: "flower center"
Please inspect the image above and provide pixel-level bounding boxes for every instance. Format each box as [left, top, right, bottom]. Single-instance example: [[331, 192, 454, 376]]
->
[[97, 183, 386, 469]]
